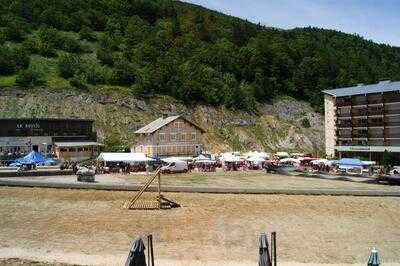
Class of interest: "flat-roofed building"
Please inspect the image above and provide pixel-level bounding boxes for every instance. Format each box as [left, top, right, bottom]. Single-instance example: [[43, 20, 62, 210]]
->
[[323, 80, 400, 162], [133, 115, 205, 157], [0, 118, 101, 162]]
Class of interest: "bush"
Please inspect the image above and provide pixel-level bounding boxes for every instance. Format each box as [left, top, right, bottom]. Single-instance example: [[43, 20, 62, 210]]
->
[[0, 45, 30, 75], [111, 56, 136, 86], [84, 64, 112, 85], [4, 23, 27, 42], [58, 53, 82, 78], [301, 117, 311, 128], [79, 26, 96, 41], [97, 48, 114, 66], [69, 76, 88, 90], [15, 67, 45, 87], [61, 35, 81, 53]]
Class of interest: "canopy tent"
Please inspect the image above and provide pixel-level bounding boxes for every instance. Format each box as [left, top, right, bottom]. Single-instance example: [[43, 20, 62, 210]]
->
[[275, 151, 289, 158], [291, 152, 305, 158], [97, 153, 154, 163], [220, 153, 243, 162], [193, 154, 209, 161], [243, 151, 269, 159], [162, 157, 184, 163], [247, 156, 266, 163], [335, 158, 369, 167], [13, 151, 52, 165], [311, 159, 330, 164], [299, 157, 319, 162], [195, 159, 217, 164], [279, 157, 300, 164]]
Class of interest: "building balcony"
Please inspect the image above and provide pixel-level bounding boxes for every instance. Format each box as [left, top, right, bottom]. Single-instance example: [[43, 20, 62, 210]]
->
[[385, 108, 400, 115], [336, 100, 352, 107], [384, 95, 400, 104]]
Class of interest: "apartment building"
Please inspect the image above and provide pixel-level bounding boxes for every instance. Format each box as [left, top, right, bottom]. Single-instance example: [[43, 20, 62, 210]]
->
[[133, 115, 205, 157], [323, 80, 400, 162]]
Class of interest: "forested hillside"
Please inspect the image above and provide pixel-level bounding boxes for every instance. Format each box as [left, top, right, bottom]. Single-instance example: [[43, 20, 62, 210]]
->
[[1, 0, 400, 112]]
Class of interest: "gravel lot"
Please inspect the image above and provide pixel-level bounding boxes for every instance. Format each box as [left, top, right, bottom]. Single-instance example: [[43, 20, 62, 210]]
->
[[0, 187, 400, 265]]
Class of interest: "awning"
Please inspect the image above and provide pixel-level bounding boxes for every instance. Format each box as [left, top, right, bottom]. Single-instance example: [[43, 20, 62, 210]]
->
[[335, 158, 370, 167], [13, 151, 52, 165], [54, 142, 102, 147], [97, 152, 154, 163]]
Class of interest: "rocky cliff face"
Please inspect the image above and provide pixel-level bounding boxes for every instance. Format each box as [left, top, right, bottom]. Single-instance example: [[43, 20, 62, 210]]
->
[[0, 88, 325, 155]]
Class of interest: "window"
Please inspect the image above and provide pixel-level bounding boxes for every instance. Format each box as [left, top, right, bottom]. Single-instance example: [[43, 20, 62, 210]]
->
[[191, 132, 196, 140], [174, 121, 183, 129], [159, 133, 165, 142], [171, 133, 177, 141], [181, 133, 186, 141]]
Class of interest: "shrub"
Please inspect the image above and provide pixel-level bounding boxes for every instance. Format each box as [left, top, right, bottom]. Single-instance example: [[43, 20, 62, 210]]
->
[[79, 26, 96, 41], [84, 64, 112, 85], [58, 53, 81, 78], [4, 23, 27, 42], [61, 35, 81, 53], [0, 45, 30, 75], [69, 76, 88, 90], [112, 57, 136, 86], [97, 48, 114, 66], [15, 67, 45, 87], [301, 117, 311, 128]]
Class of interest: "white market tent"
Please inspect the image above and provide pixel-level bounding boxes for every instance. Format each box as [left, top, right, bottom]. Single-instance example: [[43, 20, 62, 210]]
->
[[243, 151, 269, 159], [280, 157, 300, 164], [97, 153, 154, 164], [162, 157, 184, 163], [246, 156, 266, 163], [310, 159, 329, 164], [221, 154, 243, 162], [195, 159, 217, 164], [276, 151, 290, 158], [194, 154, 209, 161], [310, 159, 335, 166]]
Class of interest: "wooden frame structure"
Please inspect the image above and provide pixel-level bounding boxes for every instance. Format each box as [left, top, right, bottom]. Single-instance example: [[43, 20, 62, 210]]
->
[[123, 168, 180, 210]]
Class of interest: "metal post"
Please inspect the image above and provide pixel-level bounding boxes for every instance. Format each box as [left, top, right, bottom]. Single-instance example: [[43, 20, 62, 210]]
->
[[272, 232, 277, 266], [149, 234, 155, 266], [147, 235, 151, 266], [157, 171, 161, 209]]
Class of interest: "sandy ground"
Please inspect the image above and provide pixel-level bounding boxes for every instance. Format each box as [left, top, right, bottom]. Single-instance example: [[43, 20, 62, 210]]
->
[[0, 187, 400, 266]]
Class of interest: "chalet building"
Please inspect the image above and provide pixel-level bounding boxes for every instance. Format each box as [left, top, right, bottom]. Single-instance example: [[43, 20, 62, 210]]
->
[[323, 80, 400, 163], [133, 115, 205, 157], [0, 118, 101, 162]]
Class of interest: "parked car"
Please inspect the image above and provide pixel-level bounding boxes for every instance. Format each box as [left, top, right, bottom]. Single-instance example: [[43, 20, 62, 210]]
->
[[161, 161, 188, 173], [76, 167, 95, 182]]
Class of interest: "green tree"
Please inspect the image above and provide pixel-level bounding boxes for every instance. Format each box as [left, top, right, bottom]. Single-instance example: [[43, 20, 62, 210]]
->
[[58, 53, 82, 78], [15, 67, 45, 87], [0, 45, 30, 75], [79, 26, 96, 41]]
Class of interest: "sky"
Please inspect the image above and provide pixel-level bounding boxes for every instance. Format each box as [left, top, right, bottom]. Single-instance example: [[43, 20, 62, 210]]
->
[[184, 0, 400, 47]]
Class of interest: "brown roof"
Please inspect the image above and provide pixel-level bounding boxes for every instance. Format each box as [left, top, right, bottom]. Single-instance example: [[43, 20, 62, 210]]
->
[[134, 115, 206, 134]]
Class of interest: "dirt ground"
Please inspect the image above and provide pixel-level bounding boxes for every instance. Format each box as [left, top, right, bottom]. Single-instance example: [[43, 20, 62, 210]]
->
[[0, 187, 400, 266], [4, 170, 400, 192]]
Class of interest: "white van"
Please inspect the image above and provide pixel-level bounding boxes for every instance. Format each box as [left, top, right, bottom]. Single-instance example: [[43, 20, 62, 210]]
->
[[161, 161, 188, 173]]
